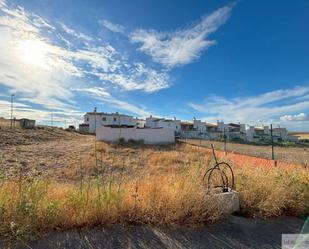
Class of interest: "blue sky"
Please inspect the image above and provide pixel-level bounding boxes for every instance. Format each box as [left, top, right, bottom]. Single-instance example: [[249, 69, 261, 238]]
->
[[0, 0, 308, 131]]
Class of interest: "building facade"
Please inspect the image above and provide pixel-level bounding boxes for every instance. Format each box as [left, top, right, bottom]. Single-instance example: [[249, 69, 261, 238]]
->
[[80, 110, 298, 143], [84, 112, 137, 133], [145, 116, 181, 131]]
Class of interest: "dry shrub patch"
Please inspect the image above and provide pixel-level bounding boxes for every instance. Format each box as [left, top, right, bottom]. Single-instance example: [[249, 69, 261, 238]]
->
[[0, 142, 308, 243]]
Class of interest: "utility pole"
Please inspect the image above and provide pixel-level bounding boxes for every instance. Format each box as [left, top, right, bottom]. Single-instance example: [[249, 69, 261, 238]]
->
[[270, 124, 275, 161], [10, 94, 15, 129], [94, 107, 97, 134]]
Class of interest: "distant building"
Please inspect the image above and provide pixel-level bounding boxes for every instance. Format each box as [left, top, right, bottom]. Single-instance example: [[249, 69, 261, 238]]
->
[[19, 118, 35, 129], [0, 117, 35, 129], [180, 121, 194, 131], [226, 123, 246, 141], [83, 111, 137, 133], [135, 118, 146, 128], [79, 110, 298, 143], [193, 119, 207, 132], [145, 115, 181, 131]]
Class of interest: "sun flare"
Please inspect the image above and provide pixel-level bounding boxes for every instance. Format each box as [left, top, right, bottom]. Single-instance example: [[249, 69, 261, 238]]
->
[[17, 39, 49, 67]]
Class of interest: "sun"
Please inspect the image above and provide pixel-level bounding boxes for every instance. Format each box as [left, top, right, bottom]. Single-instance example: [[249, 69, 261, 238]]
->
[[17, 39, 49, 67]]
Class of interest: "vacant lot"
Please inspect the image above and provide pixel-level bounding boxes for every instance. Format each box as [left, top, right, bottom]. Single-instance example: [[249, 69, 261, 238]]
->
[[0, 128, 94, 181], [0, 128, 308, 245], [183, 139, 309, 165]]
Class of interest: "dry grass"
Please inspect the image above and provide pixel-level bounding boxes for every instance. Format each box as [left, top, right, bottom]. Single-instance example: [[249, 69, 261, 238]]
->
[[184, 139, 309, 165], [0, 141, 308, 244]]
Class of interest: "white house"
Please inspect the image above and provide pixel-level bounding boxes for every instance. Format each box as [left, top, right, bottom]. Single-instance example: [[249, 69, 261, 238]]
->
[[145, 116, 181, 131], [84, 111, 137, 133], [272, 127, 287, 140], [245, 125, 255, 142], [81, 110, 297, 143], [135, 118, 146, 128], [193, 119, 207, 132]]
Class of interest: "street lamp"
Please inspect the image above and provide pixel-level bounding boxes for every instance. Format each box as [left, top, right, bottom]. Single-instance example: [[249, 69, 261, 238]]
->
[[10, 94, 15, 129]]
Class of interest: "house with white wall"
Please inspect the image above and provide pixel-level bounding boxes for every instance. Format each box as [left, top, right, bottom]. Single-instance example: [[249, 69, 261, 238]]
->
[[204, 121, 228, 140], [145, 115, 181, 131], [135, 118, 146, 128], [244, 125, 255, 142], [225, 123, 247, 141], [80, 110, 298, 143], [81, 111, 175, 144], [84, 111, 137, 133], [193, 119, 207, 132]]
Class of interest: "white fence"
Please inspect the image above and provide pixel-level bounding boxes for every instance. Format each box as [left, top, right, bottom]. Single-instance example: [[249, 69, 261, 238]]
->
[[96, 127, 175, 144]]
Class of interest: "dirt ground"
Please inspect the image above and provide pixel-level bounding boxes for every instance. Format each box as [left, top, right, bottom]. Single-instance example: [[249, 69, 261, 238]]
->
[[0, 128, 181, 181], [0, 127, 83, 147], [1, 129, 308, 182], [184, 139, 309, 165], [0, 129, 308, 248], [0, 128, 94, 180]]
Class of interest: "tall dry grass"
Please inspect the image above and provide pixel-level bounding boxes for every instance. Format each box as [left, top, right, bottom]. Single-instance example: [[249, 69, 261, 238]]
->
[[0, 142, 308, 243], [0, 170, 221, 243]]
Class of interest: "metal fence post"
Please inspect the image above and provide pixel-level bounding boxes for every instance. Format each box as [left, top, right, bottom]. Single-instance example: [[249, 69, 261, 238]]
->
[[270, 124, 276, 165]]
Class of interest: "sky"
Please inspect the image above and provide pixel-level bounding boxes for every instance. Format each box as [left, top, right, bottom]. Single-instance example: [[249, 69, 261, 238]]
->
[[0, 0, 308, 131]]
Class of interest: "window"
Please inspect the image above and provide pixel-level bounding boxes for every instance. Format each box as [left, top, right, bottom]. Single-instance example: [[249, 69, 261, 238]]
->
[[102, 117, 106, 121], [114, 117, 117, 122], [86, 117, 89, 121]]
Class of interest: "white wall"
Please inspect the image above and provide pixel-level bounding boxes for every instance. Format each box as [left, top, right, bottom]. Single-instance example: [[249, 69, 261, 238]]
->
[[96, 127, 175, 144]]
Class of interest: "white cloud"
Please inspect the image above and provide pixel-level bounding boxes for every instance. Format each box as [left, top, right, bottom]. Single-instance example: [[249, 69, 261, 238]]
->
[[94, 62, 170, 92], [59, 22, 93, 42], [0, 99, 84, 124], [99, 19, 125, 34], [77, 87, 151, 117], [280, 113, 309, 122], [0, 0, 170, 124], [130, 4, 233, 68], [189, 86, 309, 127]]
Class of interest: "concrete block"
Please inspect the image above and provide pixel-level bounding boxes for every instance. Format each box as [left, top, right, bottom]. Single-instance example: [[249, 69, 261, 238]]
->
[[205, 190, 240, 214]]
